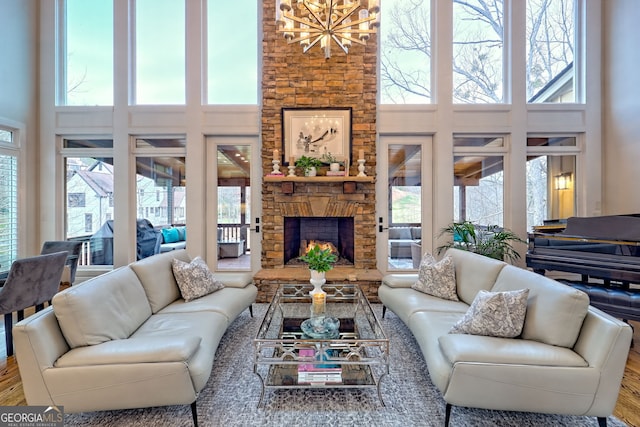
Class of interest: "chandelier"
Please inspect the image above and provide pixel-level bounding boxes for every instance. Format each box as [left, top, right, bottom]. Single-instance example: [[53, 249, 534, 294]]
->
[[276, 0, 380, 59]]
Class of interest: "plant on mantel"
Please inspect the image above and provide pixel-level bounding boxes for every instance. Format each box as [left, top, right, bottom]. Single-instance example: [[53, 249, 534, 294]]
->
[[295, 155, 323, 176]]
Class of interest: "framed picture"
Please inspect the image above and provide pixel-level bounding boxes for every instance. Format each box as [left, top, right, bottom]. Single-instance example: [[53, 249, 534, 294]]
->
[[281, 107, 352, 165]]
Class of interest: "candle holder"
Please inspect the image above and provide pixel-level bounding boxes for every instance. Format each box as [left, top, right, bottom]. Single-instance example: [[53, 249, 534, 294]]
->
[[271, 159, 283, 175], [357, 158, 367, 177], [287, 163, 296, 177]]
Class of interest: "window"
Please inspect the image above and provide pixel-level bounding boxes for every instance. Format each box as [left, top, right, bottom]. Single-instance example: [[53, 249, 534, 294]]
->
[[207, 0, 258, 104], [453, 136, 506, 226], [135, 0, 185, 104], [453, 0, 504, 103], [0, 152, 18, 273], [84, 213, 93, 232], [63, 0, 114, 105], [134, 138, 187, 229], [379, 0, 432, 104], [527, 0, 575, 103], [68, 193, 86, 207], [526, 136, 578, 231], [63, 138, 114, 266]]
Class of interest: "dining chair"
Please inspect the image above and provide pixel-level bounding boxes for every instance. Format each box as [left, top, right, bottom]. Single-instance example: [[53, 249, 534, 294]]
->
[[0, 251, 68, 356], [41, 240, 84, 285]]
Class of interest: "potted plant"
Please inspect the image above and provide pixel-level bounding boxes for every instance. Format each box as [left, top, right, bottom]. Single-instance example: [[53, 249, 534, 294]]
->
[[299, 243, 338, 275], [436, 220, 525, 264], [295, 155, 322, 176], [320, 152, 343, 172]]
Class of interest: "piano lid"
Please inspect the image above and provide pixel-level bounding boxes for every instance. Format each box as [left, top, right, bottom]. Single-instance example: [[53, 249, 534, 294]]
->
[[558, 215, 640, 242]]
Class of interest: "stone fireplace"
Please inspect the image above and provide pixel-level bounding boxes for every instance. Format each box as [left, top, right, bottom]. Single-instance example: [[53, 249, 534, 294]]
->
[[255, 0, 381, 302]]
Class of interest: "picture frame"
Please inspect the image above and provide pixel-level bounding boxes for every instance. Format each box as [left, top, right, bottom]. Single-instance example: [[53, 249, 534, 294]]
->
[[281, 107, 352, 166]]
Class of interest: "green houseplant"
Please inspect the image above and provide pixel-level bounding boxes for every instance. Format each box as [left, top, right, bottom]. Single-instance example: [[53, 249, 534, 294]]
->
[[295, 155, 323, 176], [436, 221, 525, 264], [299, 243, 338, 273]]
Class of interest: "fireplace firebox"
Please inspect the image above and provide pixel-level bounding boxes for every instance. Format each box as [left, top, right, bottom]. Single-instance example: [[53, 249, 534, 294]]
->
[[284, 217, 355, 265]]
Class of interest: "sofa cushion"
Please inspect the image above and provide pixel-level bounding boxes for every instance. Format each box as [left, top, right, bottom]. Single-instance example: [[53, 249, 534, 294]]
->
[[54, 336, 201, 367], [161, 227, 180, 243], [449, 289, 529, 338], [389, 227, 412, 240], [412, 253, 458, 301], [130, 250, 191, 313], [445, 248, 507, 305], [491, 265, 590, 348], [172, 257, 224, 302], [176, 226, 187, 241], [52, 267, 152, 348]]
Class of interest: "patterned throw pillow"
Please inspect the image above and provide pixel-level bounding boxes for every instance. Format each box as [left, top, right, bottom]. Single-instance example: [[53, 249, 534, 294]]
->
[[171, 256, 224, 302], [411, 253, 459, 301], [449, 289, 530, 338]]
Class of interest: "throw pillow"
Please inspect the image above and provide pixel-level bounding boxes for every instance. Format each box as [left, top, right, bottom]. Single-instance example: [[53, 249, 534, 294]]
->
[[449, 288, 530, 338], [171, 256, 224, 302], [162, 227, 180, 244], [411, 253, 459, 301]]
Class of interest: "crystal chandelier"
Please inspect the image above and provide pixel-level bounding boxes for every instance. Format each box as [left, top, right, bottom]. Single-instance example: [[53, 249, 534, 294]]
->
[[276, 0, 380, 59]]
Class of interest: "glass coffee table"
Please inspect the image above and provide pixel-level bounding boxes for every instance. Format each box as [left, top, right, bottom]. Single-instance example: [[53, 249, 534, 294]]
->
[[253, 283, 389, 407]]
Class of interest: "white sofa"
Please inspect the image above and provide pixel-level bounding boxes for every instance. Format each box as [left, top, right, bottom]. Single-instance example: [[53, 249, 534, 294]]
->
[[13, 250, 257, 425], [379, 248, 632, 427]]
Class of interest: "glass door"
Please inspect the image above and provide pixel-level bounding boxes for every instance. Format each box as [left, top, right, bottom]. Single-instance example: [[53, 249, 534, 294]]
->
[[377, 136, 432, 272], [207, 137, 260, 271]]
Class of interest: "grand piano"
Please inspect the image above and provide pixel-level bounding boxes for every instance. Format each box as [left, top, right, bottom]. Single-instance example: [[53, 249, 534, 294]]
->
[[527, 214, 640, 321]]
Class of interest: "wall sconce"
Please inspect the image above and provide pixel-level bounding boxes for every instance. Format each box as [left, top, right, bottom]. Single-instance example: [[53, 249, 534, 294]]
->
[[554, 172, 572, 190]]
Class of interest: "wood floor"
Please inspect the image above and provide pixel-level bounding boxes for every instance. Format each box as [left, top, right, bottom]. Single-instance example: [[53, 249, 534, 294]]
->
[[0, 315, 638, 426]]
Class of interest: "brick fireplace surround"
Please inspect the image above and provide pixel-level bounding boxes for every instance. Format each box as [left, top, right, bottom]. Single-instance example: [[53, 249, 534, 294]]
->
[[254, 1, 382, 302]]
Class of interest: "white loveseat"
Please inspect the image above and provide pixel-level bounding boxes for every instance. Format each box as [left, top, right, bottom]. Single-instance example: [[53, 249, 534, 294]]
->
[[379, 248, 632, 427], [13, 250, 257, 425]]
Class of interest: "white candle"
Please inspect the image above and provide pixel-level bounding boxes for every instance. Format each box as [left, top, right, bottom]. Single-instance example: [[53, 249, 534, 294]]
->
[[290, 156, 295, 165], [273, 149, 279, 161], [359, 149, 364, 160]]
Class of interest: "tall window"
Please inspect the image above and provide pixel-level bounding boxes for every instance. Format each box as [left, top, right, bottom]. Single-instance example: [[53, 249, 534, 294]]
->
[[527, 0, 575, 102], [64, 0, 114, 106], [453, 136, 506, 226], [0, 129, 18, 273], [207, 0, 258, 104], [63, 139, 114, 265], [379, 0, 432, 104], [526, 136, 578, 230], [135, 0, 185, 104], [453, 0, 504, 103]]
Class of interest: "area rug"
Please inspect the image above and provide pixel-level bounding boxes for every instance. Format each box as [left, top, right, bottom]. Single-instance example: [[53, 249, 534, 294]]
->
[[65, 304, 627, 426]]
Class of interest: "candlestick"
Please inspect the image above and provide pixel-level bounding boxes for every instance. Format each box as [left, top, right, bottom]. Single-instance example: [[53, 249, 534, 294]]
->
[[357, 158, 367, 177], [287, 163, 296, 176], [271, 159, 283, 175]]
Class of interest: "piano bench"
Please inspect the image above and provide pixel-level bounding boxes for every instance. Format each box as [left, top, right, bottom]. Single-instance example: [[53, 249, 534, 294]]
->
[[561, 281, 640, 323]]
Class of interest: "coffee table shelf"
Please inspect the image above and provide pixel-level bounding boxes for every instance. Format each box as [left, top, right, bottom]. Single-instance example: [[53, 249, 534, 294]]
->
[[253, 284, 389, 407]]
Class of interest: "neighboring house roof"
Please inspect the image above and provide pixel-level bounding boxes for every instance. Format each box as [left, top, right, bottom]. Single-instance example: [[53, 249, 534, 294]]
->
[[528, 61, 574, 103], [75, 170, 114, 197]]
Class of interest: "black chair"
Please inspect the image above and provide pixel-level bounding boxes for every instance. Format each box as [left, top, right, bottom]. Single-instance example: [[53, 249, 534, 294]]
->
[[41, 240, 84, 285], [0, 251, 68, 356]]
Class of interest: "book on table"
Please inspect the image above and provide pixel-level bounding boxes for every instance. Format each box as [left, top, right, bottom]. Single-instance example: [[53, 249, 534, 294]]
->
[[297, 348, 342, 384]]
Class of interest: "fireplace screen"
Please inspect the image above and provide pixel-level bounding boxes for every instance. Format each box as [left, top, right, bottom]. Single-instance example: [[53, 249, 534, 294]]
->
[[284, 217, 355, 265]]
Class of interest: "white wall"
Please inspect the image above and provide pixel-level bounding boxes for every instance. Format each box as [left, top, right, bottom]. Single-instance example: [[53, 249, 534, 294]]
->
[[0, 0, 39, 255], [603, 0, 640, 215]]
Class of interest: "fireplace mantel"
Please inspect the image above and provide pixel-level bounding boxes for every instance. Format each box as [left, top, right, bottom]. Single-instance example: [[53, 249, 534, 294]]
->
[[263, 176, 374, 183]]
